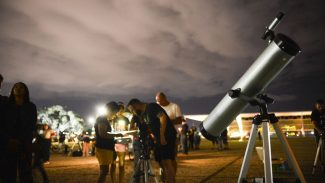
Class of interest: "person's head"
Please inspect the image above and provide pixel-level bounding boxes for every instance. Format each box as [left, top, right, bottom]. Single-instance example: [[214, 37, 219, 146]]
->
[[155, 92, 169, 106], [315, 99, 324, 112], [0, 74, 3, 89], [118, 102, 125, 113], [127, 98, 144, 116], [44, 124, 49, 130], [9, 82, 30, 103], [105, 101, 119, 119]]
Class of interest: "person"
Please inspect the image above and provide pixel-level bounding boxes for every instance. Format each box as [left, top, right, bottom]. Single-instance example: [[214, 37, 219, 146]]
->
[[42, 124, 54, 164], [211, 138, 218, 150], [94, 101, 123, 183], [82, 131, 90, 157], [32, 132, 49, 183], [127, 98, 177, 183], [311, 99, 325, 173], [193, 127, 201, 150], [221, 129, 229, 150], [156, 92, 182, 173], [3, 82, 37, 183], [0, 74, 8, 182], [129, 115, 142, 183], [113, 103, 130, 183], [180, 118, 189, 154], [188, 127, 194, 150], [58, 131, 67, 154]]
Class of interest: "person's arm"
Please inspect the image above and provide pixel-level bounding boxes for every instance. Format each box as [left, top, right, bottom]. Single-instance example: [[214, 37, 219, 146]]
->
[[171, 104, 182, 125], [159, 113, 168, 145], [98, 122, 123, 139], [311, 112, 325, 134], [312, 120, 324, 134]]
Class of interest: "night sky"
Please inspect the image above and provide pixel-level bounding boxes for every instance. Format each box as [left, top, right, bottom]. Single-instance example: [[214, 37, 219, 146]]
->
[[1, 0, 325, 118]]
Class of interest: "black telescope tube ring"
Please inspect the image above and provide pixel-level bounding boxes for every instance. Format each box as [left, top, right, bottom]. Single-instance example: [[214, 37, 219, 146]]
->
[[199, 123, 219, 141], [274, 33, 301, 56]]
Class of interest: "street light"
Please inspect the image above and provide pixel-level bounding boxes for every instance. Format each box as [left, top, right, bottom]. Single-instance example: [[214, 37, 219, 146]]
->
[[88, 116, 96, 125], [96, 105, 107, 116]]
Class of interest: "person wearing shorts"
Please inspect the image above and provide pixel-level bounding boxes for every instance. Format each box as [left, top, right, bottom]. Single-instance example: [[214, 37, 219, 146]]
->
[[94, 102, 123, 183], [127, 99, 177, 183]]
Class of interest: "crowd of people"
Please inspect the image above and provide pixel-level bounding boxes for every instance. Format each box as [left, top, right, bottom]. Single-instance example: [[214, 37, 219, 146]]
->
[[1, 72, 325, 183]]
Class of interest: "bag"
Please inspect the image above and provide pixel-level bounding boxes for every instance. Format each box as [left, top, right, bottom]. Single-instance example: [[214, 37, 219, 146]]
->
[[71, 150, 82, 157]]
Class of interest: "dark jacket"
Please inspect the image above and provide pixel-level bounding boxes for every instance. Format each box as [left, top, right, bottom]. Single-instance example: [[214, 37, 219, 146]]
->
[[4, 100, 37, 144]]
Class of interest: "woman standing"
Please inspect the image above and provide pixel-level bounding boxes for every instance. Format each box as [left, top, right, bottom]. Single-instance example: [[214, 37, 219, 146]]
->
[[4, 82, 37, 183]]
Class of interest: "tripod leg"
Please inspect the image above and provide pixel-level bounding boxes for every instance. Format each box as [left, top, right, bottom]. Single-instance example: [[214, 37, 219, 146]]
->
[[144, 160, 149, 179], [132, 158, 143, 183], [148, 160, 159, 183], [273, 123, 306, 182], [262, 122, 273, 183], [312, 138, 322, 175], [238, 124, 259, 183]]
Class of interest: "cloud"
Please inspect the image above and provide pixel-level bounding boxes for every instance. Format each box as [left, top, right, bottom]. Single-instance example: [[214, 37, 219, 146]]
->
[[0, 0, 324, 103]]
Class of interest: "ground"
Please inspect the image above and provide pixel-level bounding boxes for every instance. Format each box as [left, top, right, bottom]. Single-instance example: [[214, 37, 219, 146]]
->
[[36, 137, 325, 183]]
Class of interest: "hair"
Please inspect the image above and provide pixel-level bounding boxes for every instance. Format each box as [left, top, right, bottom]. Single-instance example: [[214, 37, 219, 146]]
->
[[0, 74, 3, 81], [127, 98, 142, 107], [106, 101, 119, 113], [316, 99, 324, 105], [157, 92, 166, 98], [9, 82, 30, 103]]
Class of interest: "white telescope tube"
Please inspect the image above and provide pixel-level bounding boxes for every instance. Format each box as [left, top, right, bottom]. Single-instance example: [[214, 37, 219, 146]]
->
[[200, 33, 301, 140]]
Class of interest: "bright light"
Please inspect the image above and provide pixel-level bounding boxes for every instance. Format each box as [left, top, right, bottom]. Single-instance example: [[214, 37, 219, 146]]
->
[[118, 119, 126, 126], [96, 105, 107, 116], [236, 115, 244, 141], [88, 116, 96, 125]]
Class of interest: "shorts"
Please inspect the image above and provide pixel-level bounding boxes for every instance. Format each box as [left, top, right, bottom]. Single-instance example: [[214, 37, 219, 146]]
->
[[95, 147, 114, 165], [154, 139, 176, 162]]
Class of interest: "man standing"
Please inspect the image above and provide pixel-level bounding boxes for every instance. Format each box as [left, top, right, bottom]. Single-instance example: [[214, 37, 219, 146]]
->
[[127, 99, 177, 183], [155, 92, 183, 127], [95, 101, 123, 183], [311, 99, 325, 173], [156, 92, 182, 174]]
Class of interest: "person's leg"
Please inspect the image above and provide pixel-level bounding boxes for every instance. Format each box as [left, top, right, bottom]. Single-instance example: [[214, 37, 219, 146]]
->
[[110, 163, 116, 183], [184, 137, 188, 154], [18, 151, 33, 183], [83, 143, 89, 157], [44, 139, 51, 162], [116, 152, 125, 182], [4, 153, 18, 183], [162, 160, 176, 183], [98, 165, 109, 183], [132, 140, 141, 183]]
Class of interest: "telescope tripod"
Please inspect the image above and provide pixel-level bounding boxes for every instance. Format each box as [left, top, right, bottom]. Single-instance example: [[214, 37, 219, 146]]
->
[[237, 96, 306, 183], [312, 136, 325, 175]]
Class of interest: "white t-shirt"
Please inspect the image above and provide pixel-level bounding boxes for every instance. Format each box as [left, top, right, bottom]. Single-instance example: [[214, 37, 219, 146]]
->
[[160, 102, 182, 121]]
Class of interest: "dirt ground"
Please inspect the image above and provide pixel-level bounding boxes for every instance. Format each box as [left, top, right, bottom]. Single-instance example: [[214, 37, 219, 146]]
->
[[35, 138, 325, 183]]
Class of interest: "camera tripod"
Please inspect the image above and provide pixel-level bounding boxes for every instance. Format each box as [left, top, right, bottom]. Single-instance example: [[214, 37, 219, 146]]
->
[[228, 89, 306, 183], [312, 136, 324, 175], [132, 137, 159, 183]]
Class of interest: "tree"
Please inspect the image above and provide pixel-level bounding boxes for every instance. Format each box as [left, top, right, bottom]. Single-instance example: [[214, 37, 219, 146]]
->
[[38, 105, 85, 134]]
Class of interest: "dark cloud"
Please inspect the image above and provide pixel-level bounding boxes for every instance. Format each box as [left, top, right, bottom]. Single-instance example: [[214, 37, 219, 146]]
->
[[1, 0, 325, 117]]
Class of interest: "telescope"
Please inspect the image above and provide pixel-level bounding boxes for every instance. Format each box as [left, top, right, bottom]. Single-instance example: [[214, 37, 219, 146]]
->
[[200, 12, 300, 140], [200, 12, 306, 183]]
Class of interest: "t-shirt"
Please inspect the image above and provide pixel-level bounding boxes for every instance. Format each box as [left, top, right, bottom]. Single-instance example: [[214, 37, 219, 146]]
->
[[311, 109, 325, 132], [142, 103, 177, 145], [94, 116, 115, 150], [160, 102, 182, 121]]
